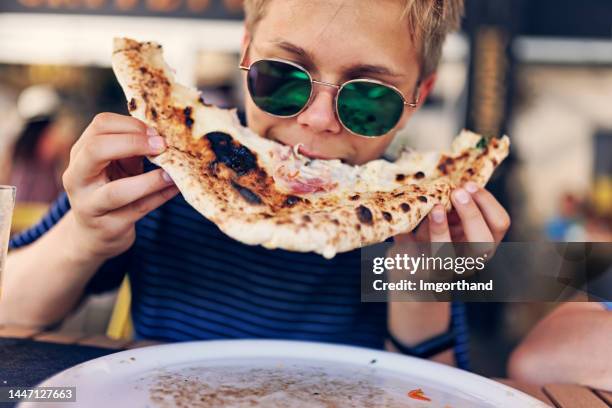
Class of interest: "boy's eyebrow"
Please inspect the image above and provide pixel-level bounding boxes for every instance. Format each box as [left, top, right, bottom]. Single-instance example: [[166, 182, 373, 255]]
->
[[271, 40, 405, 78], [272, 40, 312, 60], [343, 64, 405, 79]]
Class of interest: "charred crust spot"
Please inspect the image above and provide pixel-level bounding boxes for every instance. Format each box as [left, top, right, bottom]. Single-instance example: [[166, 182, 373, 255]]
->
[[417, 195, 428, 203], [283, 195, 301, 207], [302, 215, 311, 223], [262, 213, 273, 219], [382, 211, 392, 222], [393, 192, 405, 198], [206, 132, 257, 176], [331, 219, 340, 226], [492, 139, 499, 148], [466, 167, 475, 176], [445, 157, 454, 165], [414, 171, 425, 179], [349, 194, 360, 201], [400, 203, 411, 212], [183, 107, 194, 129], [150, 107, 158, 120], [355, 224, 362, 231], [395, 174, 405, 182], [438, 163, 448, 175], [208, 161, 219, 175], [128, 98, 137, 112], [491, 158, 498, 166], [139, 67, 148, 74], [230, 180, 262, 205], [356, 205, 373, 225]]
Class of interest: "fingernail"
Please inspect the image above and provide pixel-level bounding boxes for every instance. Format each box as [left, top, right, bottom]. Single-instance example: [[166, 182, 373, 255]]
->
[[465, 182, 479, 194], [148, 136, 165, 151], [146, 127, 159, 137], [431, 207, 445, 223], [162, 170, 173, 184], [454, 188, 470, 205], [162, 170, 174, 184]]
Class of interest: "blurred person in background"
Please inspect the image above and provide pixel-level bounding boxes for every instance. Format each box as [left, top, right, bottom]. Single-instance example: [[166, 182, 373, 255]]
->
[[5, 85, 72, 204], [508, 299, 612, 391]]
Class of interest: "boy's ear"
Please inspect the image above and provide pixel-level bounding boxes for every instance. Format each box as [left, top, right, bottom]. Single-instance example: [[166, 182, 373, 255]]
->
[[241, 29, 252, 64], [415, 73, 437, 107]]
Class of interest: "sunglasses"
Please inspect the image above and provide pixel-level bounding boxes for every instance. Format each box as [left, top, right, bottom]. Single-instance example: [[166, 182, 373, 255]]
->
[[239, 57, 420, 137]]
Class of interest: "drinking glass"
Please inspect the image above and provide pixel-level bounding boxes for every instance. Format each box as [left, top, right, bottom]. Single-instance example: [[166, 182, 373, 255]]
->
[[0, 186, 16, 299]]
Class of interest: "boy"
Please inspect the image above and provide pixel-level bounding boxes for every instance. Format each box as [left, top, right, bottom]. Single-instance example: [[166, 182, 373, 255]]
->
[[1, 0, 509, 367]]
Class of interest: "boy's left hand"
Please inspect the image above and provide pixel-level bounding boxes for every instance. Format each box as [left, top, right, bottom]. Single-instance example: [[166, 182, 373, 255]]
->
[[396, 181, 511, 244]]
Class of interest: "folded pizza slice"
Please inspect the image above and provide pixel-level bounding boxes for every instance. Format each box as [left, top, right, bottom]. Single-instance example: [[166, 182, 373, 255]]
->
[[112, 38, 509, 258]]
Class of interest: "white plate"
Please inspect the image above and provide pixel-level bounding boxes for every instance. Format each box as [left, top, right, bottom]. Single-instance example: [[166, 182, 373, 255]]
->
[[21, 340, 548, 408]]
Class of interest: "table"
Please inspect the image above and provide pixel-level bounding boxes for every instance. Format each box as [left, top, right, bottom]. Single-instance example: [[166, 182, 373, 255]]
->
[[1, 325, 610, 408]]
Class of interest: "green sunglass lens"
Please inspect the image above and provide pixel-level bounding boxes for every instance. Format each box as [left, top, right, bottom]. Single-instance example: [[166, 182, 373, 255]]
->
[[337, 81, 404, 137], [247, 60, 311, 116]]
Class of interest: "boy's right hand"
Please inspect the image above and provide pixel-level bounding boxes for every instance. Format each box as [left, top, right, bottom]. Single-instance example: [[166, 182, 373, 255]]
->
[[62, 113, 179, 263]]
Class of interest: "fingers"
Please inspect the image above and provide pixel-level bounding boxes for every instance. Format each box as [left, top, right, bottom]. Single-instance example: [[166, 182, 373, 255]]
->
[[427, 205, 452, 242], [465, 182, 511, 242], [116, 157, 144, 178], [92, 184, 180, 242], [86, 169, 175, 215], [413, 218, 429, 242], [113, 184, 180, 223], [71, 113, 150, 158], [87, 112, 149, 136], [70, 132, 165, 181], [451, 187, 495, 242], [393, 231, 415, 244]]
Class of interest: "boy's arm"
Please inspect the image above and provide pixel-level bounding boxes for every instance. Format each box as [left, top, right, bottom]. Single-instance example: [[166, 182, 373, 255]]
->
[[386, 302, 453, 364], [387, 184, 510, 365], [0, 212, 105, 327], [0, 113, 178, 329], [508, 302, 612, 391]]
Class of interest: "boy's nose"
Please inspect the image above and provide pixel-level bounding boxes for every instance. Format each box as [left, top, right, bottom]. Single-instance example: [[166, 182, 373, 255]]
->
[[296, 88, 342, 134]]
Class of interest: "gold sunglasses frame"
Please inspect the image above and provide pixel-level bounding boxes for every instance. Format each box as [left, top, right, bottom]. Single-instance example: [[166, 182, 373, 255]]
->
[[239, 56, 420, 137]]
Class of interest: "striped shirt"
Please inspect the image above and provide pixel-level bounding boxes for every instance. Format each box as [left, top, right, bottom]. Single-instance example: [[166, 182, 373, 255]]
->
[[9, 116, 470, 368]]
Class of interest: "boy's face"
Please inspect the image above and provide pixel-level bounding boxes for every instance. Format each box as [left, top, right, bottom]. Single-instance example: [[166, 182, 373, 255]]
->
[[243, 0, 431, 165]]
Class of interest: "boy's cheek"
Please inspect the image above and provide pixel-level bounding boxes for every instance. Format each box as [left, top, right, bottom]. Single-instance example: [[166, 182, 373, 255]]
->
[[245, 100, 277, 139], [349, 134, 395, 165]]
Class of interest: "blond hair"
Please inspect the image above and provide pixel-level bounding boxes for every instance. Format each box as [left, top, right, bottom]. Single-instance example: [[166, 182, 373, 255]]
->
[[243, 0, 464, 80]]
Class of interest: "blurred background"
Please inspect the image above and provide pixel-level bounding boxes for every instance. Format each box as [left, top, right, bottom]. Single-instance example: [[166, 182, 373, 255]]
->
[[0, 0, 610, 377]]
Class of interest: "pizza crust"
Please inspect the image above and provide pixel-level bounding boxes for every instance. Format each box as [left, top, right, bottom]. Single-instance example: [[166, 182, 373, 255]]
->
[[112, 38, 510, 258]]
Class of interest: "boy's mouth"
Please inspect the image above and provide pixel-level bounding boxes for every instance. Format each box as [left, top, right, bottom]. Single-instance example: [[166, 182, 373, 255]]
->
[[267, 132, 340, 161]]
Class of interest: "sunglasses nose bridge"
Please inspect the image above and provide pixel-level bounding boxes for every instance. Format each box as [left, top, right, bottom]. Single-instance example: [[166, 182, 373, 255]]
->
[[304, 79, 342, 118], [311, 79, 341, 90]]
